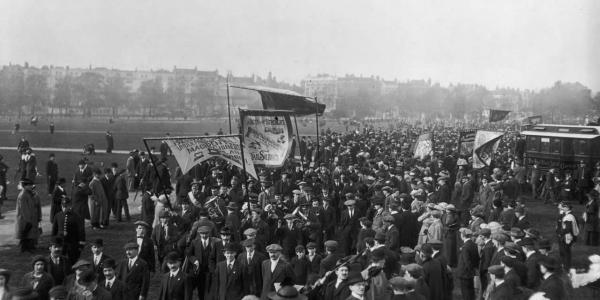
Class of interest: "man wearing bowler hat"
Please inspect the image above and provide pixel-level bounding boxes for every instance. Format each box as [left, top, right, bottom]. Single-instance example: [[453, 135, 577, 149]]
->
[[261, 244, 295, 300], [158, 252, 194, 300], [116, 242, 150, 300], [487, 265, 515, 300]]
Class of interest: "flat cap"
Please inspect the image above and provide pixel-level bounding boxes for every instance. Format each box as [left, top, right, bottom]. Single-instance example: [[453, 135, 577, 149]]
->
[[197, 226, 211, 234], [124, 242, 139, 250], [459, 228, 473, 236], [344, 199, 356, 206], [72, 259, 92, 269], [266, 244, 283, 252], [324, 240, 338, 250], [488, 265, 505, 277], [478, 228, 492, 237], [500, 256, 517, 268], [134, 220, 151, 228], [90, 238, 103, 247], [492, 233, 509, 243], [243, 228, 257, 236], [165, 251, 181, 263], [295, 245, 306, 252], [101, 258, 117, 269], [306, 242, 317, 249], [389, 276, 416, 291], [223, 243, 238, 253]]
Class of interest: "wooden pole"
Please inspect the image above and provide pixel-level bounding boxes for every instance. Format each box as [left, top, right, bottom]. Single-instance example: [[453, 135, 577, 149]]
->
[[142, 138, 171, 209], [293, 114, 304, 171], [238, 134, 250, 212], [227, 75, 232, 134], [315, 97, 320, 163]]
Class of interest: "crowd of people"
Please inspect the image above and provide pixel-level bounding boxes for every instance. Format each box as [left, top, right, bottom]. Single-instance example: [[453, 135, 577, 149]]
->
[[1, 121, 600, 300]]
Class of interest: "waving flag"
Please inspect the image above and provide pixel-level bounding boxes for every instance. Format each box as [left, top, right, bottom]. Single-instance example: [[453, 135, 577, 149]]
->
[[489, 109, 511, 122], [232, 85, 325, 116], [472, 131, 505, 169]]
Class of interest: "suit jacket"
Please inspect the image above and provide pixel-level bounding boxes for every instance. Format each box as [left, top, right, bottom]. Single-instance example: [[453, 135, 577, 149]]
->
[[137, 237, 156, 272], [86, 287, 112, 300], [115, 257, 150, 299], [457, 239, 480, 279], [321, 278, 351, 300], [187, 237, 218, 273], [421, 257, 444, 300], [238, 250, 268, 296], [46, 255, 72, 285], [490, 281, 515, 300], [524, 252, 542, 289], [385, 225, 400, 251], [152, 223, 179, 259], [260, 259, 295, 300], [514, 216, 531, 230], [538, 273, 567, 300], [99, 278, 126, 300], [20, 272, 54, 300], [213, 260, 244, 300], [90, 253, 111, 282], [158, 270, 194, 300], [479, 240, 496, 275]]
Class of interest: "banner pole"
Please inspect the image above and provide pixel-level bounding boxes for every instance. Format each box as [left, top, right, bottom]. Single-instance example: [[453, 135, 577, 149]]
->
[[238, 134, 250, 211], [315, 97, 320, 163], [293, 114, 304, 171], [142, 138, 171, 209], [227, 75, 232, 134]]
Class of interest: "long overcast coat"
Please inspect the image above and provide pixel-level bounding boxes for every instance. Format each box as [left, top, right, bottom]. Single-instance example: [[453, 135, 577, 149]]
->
[[15, 189, 41, 240]]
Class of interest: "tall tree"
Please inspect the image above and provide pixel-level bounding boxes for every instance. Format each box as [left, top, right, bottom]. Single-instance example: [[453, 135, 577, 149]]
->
[[24, 73, 49, 116], [138, 78, 164, 117], [104, 75, 129, 117], [0, 67, 26, 116], [54, 76, 73, 115], [73, 72, 105, 117], [165, 75, 186, 116]]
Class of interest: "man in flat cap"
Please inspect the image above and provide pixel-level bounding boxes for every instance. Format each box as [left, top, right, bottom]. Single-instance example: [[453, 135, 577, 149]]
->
[[487, 265, 515, 300], [133, 220, 156, 272], [537, 256, 567, 300], [319, 240, 341, 277], [52, 196, 86, 263], [187, 225, 218, 300], [478, 227, 495, 295], [116, 242, 150, 300], [64, 259, 92, 296], [261, 244, 295, 300], [339, 198, 361, 255], [212, 244, 244, 300], [152, 211, 179, 266], [457, 228, 479, 300], [238, 238, 267, 297], [389, 276, 425, 300], [517, 238, 542, 290], [158, 252, 194, 300], [99, 258, 126, 300], [319, 258, 351, 300]]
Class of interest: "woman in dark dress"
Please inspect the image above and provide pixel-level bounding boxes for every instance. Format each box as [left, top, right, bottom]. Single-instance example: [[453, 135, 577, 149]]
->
[[442, 204, 459, 267]]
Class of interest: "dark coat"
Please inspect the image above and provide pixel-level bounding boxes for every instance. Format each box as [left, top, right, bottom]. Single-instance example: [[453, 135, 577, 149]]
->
[[20, 272, 54, 300], [238, 250, 267, 296], [490, 281, 515, 300], [52, 209, 86, 245], [81, 287, 112, 300], [456, 239, 480, 279], [515, 216, 531, 230], [158, 270, 194, 300], [15, 189, 41, 240], [90, 253, 111, 282], [290, 256, 311, 285], [307, 254, 323, 275], [385, 225, 400, 251], [99, 278, 127, 300], [421, 257, 445, 300], [115, 257, 151, 299], [479, 240, 496, 276], [397, 210, 419, 248], [212, 260, 244, 300], [46, 255, 72, 285], [50, 186, 67, 223], [538, 273, 567, 300], [137, 237, 156, 272], [260, 259, 295, 300], [321, 278, 351, 300], [319, 253, 342, 277]]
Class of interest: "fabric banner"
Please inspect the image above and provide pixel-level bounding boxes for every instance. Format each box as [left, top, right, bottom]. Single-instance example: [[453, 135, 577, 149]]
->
[[240, 109, 294, 167], [232, 85, 325, 116], [473, 131, 505, 169], [458, 129, 477, 155], [164, 135, 257, 179], [489, 109, 511, 122], [524, 115, 543, 125], [413, 133, 433, 159]]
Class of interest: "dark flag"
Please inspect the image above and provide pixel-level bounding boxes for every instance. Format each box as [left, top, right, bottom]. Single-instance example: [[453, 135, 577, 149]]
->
[[472, 131, 505, 169], [524, 115, 542, 125], [489, 109, 511, 122], [232, 85, 326, 116], [458, 129, 477, 155]]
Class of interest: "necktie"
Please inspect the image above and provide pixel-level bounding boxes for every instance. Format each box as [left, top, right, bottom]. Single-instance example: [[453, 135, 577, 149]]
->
[[228, 263, 233, 272], [106, 282, 111, 289], [128, 260, 133, 270], [164, 226, 169, 240], [203, 240, 208, 249], [248, 255, 252, 262], [349, 209, 353, 218]]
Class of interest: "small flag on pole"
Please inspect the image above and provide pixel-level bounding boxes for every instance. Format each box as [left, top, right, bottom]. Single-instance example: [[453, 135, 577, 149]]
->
[[488, 109, 511, 122]]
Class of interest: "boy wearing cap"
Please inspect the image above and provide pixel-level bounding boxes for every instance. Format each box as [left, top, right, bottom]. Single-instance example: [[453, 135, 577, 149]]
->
[[116, 242, 150, 300], [518, 238, 542, 289], [21, 256, 54, 300], [339, 199, 361, 255], [99, 258, 126, 300]]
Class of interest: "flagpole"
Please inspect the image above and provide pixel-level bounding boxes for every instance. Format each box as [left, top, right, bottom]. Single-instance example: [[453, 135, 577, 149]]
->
[[315, 96, 320, 163], [237, 134, 250, 211], [293, 114, 304, 171], [227, 75, 232, 134], [142, 138, 171, 209]]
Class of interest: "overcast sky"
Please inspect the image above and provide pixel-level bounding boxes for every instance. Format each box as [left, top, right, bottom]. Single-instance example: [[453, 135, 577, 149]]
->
[[1, 0, 598, 91]]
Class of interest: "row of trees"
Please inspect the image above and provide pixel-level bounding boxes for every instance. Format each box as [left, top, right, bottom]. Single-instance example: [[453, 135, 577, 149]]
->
[[0, 68, 222, 117]]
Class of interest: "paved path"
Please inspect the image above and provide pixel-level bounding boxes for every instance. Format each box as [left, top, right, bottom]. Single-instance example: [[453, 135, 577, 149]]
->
[[0, 192, 144, 249], [0, 146, 130, 154]]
